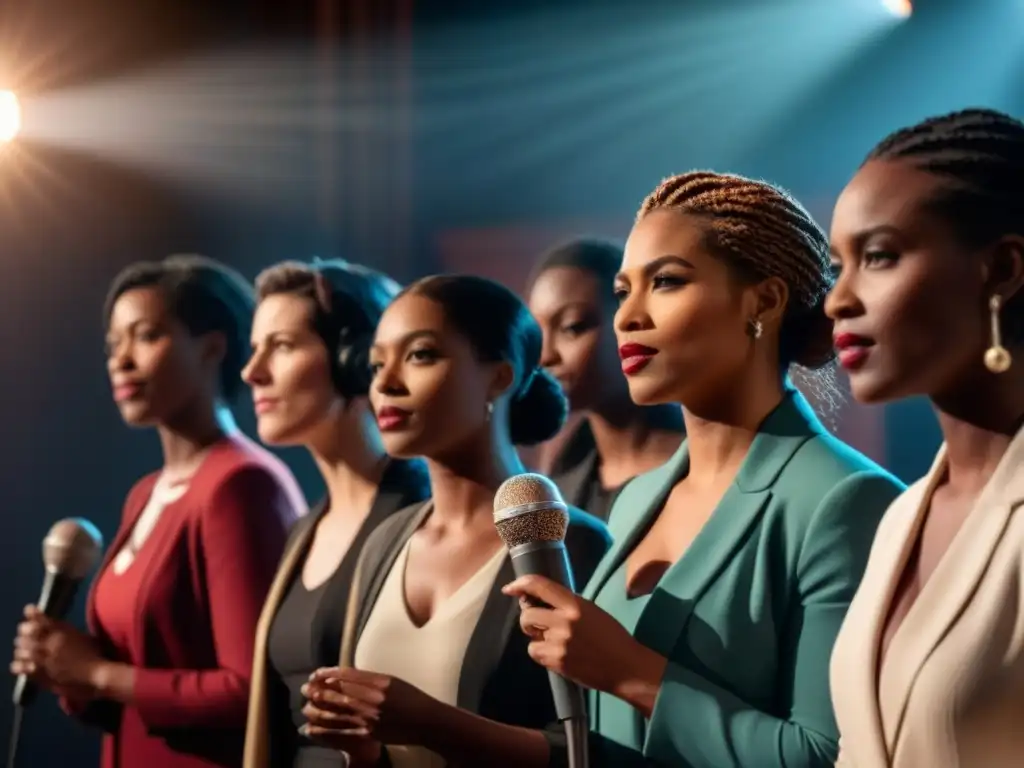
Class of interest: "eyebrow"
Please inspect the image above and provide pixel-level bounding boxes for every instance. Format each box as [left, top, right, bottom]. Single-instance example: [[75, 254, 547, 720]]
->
[[615, 254, 695, 283], [369, 329, 439, 354]]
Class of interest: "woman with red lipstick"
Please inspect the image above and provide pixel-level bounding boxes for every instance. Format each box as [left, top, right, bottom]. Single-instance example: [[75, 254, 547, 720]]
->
[[11, 255, 305, 768], [239, 259, 429, 768], [827, 108, 1024, 768], [298, 274, 611, 768], [527, 239, 684, 520], [501, 171, 904, 767]]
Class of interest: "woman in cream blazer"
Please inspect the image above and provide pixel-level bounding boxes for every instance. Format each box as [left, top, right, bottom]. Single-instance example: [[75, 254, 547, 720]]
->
[[826, 107, 1024, 767]]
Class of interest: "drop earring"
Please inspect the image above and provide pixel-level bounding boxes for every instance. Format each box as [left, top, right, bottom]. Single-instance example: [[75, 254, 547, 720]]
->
[[485, 401, 494, 421], [748, 318, 763, 340], [984, 294, 1012, 374]]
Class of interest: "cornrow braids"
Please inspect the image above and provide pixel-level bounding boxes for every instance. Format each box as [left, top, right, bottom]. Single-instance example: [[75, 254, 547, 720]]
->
[[638, 171, 835, 370], [867, 107, 1024, 342]]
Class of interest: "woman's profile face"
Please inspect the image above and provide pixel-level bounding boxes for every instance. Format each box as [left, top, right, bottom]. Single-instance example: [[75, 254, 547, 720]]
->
[[242, 293, 341, 446], [105, 286, 213, 427], [614, 209, 758, 407], [826, 159, 992, 404], [528, 266, 623, 412], [368, 293, 504, 460]]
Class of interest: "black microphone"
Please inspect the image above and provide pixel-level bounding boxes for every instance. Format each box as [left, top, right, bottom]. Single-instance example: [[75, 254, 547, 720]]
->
[[8, 518, 103, 768], [493, 473, 588, 768]]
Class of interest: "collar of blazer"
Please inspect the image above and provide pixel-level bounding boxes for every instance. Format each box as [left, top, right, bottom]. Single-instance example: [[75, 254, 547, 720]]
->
[[835, 419, 1024, 765], [577, 386, 834, 685]]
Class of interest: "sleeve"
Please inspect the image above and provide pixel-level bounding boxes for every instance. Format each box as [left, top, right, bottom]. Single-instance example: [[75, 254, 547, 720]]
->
[[642, 472, 900, 768], [131, 464, 295, 729]]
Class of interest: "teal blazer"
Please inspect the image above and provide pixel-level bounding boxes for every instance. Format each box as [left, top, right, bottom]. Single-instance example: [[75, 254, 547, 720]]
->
[[583, 390, 904, 767]]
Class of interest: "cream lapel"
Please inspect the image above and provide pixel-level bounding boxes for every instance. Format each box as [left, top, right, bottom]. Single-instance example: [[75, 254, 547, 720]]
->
[[879, 426, 1024, 754]]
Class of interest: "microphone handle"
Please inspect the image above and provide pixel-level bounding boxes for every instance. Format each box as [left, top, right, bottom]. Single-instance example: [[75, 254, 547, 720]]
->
[[12, 572, 82, 707], [508, 541, 586, 722]]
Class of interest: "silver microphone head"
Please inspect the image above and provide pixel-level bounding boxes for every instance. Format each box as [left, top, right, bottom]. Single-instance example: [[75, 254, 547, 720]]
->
[[493, 473, 569, 549], [42, 518, 104, 579]]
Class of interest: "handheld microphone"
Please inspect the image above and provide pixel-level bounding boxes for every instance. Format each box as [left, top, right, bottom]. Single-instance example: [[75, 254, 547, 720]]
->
[[493, 474, 588, 768], [8, 518, 103, 768]]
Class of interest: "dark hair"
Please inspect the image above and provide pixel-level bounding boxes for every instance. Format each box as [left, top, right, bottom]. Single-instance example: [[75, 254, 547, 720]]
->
[[528, 239, 624, 307], [404, 274, 568, 446], [866, 107, 1024, 343], [638, 171, 835, 371], [104, 254, 255, 401], [255, 258, 401, 397]]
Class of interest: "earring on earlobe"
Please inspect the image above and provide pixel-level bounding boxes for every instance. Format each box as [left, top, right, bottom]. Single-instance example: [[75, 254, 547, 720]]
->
[[485, 401, 494, 421], [984, 294, 1012, 374], [748, 318, 763, 340]]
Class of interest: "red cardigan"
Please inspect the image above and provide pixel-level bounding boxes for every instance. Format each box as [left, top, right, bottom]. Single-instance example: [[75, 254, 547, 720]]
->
[[68, 435, 303, 768]]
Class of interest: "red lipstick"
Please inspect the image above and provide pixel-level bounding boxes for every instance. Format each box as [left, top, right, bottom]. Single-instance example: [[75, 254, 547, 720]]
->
[[618, 342, 658, 376], [112, 381, 144, 402], [833, 332, 874, 371], [376, 405, 412, 431]]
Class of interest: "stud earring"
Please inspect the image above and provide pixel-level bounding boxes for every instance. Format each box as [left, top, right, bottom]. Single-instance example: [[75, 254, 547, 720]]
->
[[984, 294, 1012, 373], [748, 318, 763, 340], [485, 401, 494, 421]]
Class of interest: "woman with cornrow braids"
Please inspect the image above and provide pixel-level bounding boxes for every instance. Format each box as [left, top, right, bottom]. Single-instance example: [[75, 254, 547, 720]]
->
[[505, 170, 903, 767], [828, 108, 1024, 768]]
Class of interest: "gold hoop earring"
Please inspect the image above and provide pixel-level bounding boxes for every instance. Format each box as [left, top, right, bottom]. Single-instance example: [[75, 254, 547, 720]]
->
[[748, 318, 763, 340], [984, 294, 1012, 374]]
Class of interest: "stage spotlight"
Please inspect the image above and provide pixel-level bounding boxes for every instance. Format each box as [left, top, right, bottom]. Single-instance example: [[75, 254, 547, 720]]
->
[[882, 0, 912, 18], [0, 91, 20, 142]]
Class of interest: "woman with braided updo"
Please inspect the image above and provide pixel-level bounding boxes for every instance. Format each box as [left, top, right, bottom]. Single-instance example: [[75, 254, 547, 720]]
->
[[505, 171, 904, 767], [828, 108, 1024, 768]]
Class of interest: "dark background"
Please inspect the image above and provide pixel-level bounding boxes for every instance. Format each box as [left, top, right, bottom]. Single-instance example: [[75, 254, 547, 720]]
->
[[0, 0, 1008, 762]]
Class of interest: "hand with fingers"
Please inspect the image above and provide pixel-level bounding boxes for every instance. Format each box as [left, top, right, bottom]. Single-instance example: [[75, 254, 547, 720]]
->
[[501, 574, 668, 714], [10, 604, 107, 701], [301, 666, 439, 765]]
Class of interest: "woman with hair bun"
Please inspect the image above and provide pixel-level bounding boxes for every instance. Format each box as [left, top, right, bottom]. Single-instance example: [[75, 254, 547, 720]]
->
[[503, 171, 905, 767], [298, 275, 611, 767]]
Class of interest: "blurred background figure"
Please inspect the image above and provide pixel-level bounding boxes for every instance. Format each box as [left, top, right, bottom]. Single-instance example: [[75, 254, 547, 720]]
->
[[11, 255, 304, 768], [241, 259, 429, 768], [528, 239, 684, 519]]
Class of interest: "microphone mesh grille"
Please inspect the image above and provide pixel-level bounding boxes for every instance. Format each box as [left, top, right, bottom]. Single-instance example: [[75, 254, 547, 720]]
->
[[495, 508, 569, 548]]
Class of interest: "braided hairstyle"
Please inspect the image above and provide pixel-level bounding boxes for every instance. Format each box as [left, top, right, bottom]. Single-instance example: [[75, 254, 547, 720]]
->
[[638, 171, 835, 371], [866, 107, 1024, 343]]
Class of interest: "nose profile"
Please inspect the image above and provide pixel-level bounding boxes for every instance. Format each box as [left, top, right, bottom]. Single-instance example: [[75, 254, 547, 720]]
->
[[824, 267, 863, 321], [372, 357, 406, 396], [539, 333, 559, 369], [614, 289, 650, 334], [241, 349, 268, 386]]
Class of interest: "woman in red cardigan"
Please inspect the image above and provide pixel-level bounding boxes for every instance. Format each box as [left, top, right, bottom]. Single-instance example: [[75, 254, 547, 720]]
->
[[11, 255, 304, 768]]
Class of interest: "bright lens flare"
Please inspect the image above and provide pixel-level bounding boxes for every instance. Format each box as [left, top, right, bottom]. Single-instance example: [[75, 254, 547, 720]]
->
[[0, 91, 21, 142], [882, 0, 912, 18]]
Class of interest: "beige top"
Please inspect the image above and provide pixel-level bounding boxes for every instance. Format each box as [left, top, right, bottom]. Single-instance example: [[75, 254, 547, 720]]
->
[[830, 424, 1024, 768], [355, 539, 507, 768]]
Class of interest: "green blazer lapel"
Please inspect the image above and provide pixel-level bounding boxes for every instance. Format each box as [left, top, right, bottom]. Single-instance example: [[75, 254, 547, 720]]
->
[[582, 443, 689, 602], [632, 390, 821, 658]]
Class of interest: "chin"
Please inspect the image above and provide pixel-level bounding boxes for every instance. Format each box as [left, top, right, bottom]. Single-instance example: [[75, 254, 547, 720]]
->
[[379, 432, 424, 460], [845, 372, 903, 405], [254, 422, 294, 447], [117, 402, 159, 427], [624, 377, 676, 407]]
